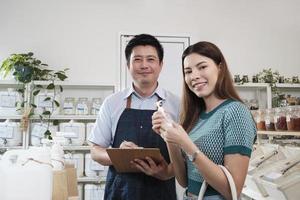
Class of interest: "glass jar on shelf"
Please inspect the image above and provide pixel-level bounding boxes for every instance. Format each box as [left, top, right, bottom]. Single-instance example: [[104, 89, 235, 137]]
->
[[286, 106, 296, 131], [252, 75, 258, 83], [63, 97, 76, 115], [265, 108, 275, 131], [76, 97, 89, 115], [249, 99, 259, 110], [279, 76, 285, 83], [234, 75, 241, 83], [292, 106, 300, 131], [91, 98, 102, 115], [292, 76, 299, 83], [274, 107, 287, 131], [242, 75, 249, 83], [254, 109, 266, 131]]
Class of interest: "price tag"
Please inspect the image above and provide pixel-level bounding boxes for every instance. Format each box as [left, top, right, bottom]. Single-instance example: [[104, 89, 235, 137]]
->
[[31, 124, 48, 138], [0, 126, 14, 139], [90, 159, 104, 171], [0, 94, 16, 108]]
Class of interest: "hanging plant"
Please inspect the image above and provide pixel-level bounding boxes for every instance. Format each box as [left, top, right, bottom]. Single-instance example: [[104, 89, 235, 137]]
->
[[0, 52, 69, 139]]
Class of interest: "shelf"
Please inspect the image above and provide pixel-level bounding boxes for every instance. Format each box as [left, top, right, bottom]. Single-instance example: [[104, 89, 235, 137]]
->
[[257, 130, 300, 136], [0, 146, 23, 150], [77, 176, 105, 184], [63, 145, 91, 151], [0, 114, 97, 120], [276, 83, 300, 88], [234, 83, 269, 88], [32, 115, 97, 120], [33, 81, 115, 90]]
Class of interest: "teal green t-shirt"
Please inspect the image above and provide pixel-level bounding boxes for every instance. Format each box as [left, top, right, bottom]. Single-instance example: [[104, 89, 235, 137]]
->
[[187, 99, 256, 196]]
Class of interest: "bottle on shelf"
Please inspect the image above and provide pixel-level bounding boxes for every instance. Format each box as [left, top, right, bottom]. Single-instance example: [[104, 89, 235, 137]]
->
[[76, 97, 89, 115], [91, 98, 102, 115], [63, 97, 76, 115]]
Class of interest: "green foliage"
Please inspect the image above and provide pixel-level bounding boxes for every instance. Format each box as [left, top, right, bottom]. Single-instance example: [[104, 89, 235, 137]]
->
[[256, 68, 281, 107], [1, 52, 69, 139]]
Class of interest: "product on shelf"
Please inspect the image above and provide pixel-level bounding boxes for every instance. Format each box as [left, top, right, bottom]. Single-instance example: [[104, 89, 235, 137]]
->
[[91, 98, 102, 115], [85, 153, 108, 177], [265, 109, 276, 131], [84, 184, 105, 200], [0, 89, 22, 115], [252, 75, 258, 83], [234, 75, 241, 83], [0, 119, 22, 147], [76, 97, 89, 115], [242, 75, 249, 83], [254, 110, 266, 131], [249, 99, 259, 110], [34, 92, 60, 115], [31, 123, 58, 146], [274, 108, 288, 131], [63, 97, 76, 115], [86, 123, 95, 142], [59, 120, 85, 146]]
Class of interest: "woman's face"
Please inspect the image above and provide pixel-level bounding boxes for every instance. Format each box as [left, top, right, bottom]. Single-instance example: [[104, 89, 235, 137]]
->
[[183, 53, 220, 99]]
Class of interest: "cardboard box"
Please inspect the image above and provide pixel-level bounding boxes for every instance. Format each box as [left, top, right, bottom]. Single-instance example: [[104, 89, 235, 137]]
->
[[52, 164, 78, 200]]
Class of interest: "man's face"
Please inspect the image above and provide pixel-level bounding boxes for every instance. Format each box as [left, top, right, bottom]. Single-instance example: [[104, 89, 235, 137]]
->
[[128, 45, 162, 88]]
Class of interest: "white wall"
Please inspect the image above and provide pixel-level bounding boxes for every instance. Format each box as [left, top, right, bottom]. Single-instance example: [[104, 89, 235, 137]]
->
[[1, 0, 300, 85]]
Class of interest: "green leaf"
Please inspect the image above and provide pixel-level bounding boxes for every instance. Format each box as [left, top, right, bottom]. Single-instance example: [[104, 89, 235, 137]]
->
[[54, 100, 60, 107], [53, 119, 59, 126], [35, 84, 43, 88], [59, 85, 63, 92], [42, 111, 51, 115], [44, 129, 51, 136], [30, 103, 37, 108], [44, 97, 51, 101], [46, 83, 55, 90], [33, 89, 40, 96], [57, 73, 67, 81], [39, 115, 43, 120]]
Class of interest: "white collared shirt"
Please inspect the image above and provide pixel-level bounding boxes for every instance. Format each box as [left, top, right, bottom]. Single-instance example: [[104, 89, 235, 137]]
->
[[88, 84, 180, 147]]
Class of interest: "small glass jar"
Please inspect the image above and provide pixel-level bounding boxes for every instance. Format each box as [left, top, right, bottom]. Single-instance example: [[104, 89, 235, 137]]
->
[[274, 107, 287, 131], [76, 97, 89, 115], [63, 97, 75, 115], [292, 76, 299, 83], [286, 106, 296, 131], [265, 108, 275, 131], [242, 75, 249, 83], [279, 76, 285, 83], [249, 99, 259, 110], [234, 75, 241, 83], [291, 106, 300, 131], [254, 110, 266, 131], [91, 98, 102, 115], [252, 75, 258, 83]]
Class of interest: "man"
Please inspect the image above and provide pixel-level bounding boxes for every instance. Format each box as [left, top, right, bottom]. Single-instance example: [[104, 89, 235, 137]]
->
[[88, 34, 180, 200]]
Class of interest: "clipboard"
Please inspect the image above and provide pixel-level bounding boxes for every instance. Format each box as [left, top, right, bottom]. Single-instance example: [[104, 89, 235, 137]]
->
[[106, 148, 162, 173]]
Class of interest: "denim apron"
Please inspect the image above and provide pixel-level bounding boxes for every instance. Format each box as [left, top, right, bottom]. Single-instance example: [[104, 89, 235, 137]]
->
[[104, 95, 177, 200]]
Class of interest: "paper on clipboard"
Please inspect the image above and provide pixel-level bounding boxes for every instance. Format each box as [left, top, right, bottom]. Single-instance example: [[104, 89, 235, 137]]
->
[[106, 148, 162, 173]]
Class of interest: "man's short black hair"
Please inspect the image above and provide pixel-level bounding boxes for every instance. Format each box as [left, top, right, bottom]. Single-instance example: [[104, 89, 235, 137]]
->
[[125, 34, 164, 64]]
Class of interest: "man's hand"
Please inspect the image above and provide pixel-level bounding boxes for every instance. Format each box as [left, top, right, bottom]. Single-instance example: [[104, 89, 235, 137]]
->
[[131, 155, 172, 180], [119, 140, 139, 149]]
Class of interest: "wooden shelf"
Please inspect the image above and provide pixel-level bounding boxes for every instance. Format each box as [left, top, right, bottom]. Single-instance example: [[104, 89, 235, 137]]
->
[[77, 176, 105, 184], [257, 130, 300, 136], [234, 83, 269, 88]]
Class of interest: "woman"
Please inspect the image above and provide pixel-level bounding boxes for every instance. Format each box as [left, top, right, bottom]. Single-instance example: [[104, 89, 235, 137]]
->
[[152, 41, 256, 200]]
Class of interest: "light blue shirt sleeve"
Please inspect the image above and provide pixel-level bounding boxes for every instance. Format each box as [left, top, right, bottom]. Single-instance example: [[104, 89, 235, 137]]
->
[[88, 96, 113, 147]]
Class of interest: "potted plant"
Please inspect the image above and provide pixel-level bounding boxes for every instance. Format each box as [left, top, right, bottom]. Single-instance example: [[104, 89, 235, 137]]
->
[[256, 68, 281, 107], [0, 52, 69, 139]]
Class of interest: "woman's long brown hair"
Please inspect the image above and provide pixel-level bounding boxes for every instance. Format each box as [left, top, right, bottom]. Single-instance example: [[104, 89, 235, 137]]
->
[[180, 41, 243, 133]]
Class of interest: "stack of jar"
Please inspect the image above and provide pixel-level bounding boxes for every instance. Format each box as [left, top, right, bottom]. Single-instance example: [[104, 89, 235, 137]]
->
[[62, 97, 102, 115], [253, 106, 300, 132]]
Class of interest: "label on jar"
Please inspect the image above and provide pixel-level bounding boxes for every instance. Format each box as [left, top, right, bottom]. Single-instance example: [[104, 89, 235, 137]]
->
[[256, 116, 261, 123], [63, 102, 74, 115], [32, 124, 48, 138], [64, 126, 80, 138], [286, 116, 290, 122], [0, 126, 14, 139], [274, 117, 278, 123], [265, 119, 270, 124], [76, 103, 88, 115]]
